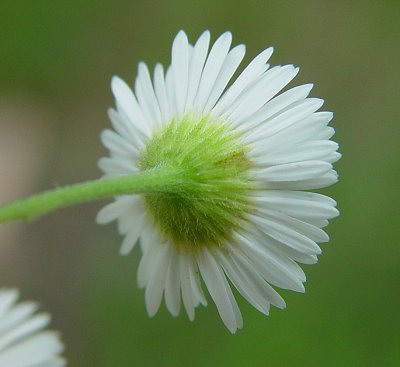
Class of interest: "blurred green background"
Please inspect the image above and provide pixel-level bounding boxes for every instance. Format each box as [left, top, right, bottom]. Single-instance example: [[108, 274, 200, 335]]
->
[[1, 0, 399, 366]]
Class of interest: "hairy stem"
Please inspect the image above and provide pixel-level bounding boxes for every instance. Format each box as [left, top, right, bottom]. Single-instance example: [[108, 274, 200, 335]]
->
[[0, 165, 185, 223]]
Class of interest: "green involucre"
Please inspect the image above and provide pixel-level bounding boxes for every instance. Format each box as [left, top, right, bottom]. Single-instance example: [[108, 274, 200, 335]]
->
[[139, 115, 254, 249]]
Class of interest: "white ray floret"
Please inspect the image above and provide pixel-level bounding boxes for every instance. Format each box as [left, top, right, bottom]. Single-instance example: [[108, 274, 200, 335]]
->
[[97, 30, 340, 333], [0, 288, 66, 367]]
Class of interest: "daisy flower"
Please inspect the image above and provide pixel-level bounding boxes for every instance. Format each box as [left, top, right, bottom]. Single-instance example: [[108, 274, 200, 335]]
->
[[0, 288, 66, 366], [97, 30, 340, 333]]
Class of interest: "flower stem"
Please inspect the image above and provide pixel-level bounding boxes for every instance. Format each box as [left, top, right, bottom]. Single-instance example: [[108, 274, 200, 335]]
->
[[0, 165, 185, 224]]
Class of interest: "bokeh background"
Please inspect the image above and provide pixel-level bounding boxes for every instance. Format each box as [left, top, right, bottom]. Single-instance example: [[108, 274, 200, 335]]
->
[[1, 1, 399, 366]]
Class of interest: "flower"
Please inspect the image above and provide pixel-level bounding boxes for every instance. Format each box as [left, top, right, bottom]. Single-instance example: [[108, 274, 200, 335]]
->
[[97, 30, 340, 333], [0, 288, 66, 366]]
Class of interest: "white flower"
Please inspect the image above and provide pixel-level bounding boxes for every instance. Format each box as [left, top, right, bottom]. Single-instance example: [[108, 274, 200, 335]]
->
[[0, 289, 66, 367], [97, 30, 340, 333]]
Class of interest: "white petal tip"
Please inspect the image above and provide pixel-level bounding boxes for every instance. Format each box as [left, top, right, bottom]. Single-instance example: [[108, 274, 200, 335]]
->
[[95, 214, 106, 225], [261, 308, 270, 316], [332, 152, 342, 162], [294, 66, 300, 74], [145, 295, 162, 317], [110, 75, 124, 92], [96, 204, 115, 225], [221, 31, 233, 42], [169, 310, 180, 318], [198, 30, 211, 43], [147, 308, 157, 318], [110, 75, 120, 84], [119, 248, 131, 256], [154, 63, 163, 73], [331, 207, 340, 218], [138, 61, 147, 72], [176, 29, 188, 40], [277, 301, 286, 310]]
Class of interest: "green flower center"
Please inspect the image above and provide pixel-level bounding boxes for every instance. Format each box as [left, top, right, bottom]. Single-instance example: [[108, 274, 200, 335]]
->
[[139, 115, 253, 249]]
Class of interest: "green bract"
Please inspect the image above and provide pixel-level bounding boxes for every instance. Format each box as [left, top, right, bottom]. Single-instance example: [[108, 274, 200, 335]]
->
[[139, 115, 254, 250]]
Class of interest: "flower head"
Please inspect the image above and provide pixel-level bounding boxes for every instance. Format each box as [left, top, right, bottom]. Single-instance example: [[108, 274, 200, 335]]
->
[[97, 30, 340, 333], [0, 288, 66, 366]]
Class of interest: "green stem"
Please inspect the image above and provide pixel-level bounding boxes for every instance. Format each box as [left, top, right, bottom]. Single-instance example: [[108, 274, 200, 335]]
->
[[0, 165, 185, 223]]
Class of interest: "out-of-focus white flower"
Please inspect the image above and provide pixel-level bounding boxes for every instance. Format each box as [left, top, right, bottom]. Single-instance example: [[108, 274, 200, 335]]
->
[[0, 289, 66, 366]]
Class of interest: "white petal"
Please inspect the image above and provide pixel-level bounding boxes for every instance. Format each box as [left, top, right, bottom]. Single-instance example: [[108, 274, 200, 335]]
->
[[116, 199, 145, 235], [228, 65, 299, 124], [107, 108, 144, 149], [97, 157, 136, 175], [305, 218, 329, 228], [172, 30, 189, 117], [0, 302, 37, 335], [213, 47, 273, 116], [249, 227, 319, 264], [165, 66, 177, 117], [318, 126, 336, 140], [111, 76, 151, 136], [253, 190, 338, 220], [257, 160, 332, 182], [100, 129, 139, 159], [185, 30, 210, 111], [245, 98, 325, 143], [203, 44, 246, 114], [252, 140, 339, 167], [153, 63, 171, 123], [327, 151, 342, 163], [145, 243, 170, 317], [230, 249, 286, 309], [180, 253, 195, 321], [193, 32, 232, 113], [197, 249, 241, 333], [222, 273, 243, 330], [187, 253, 207, 307], [263, 170, 338, 190], [247, 109, 332, 150], [217, 249, 276, 314], [248, 213, 321, 255], [164, 245, 181, 317], [135, 62, 162, 128], [119, 213, 146, 255], [222, 248, 286, 309], [240, 83, 314, 131], [234, 233, 305, 292], [137, 237, 158, 288], [260, 208, 329, 242], [0, 332, 64, 367], [0, 313, 50, 351], [244, 228, 307, 281], [0, 290, 18, 318]]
